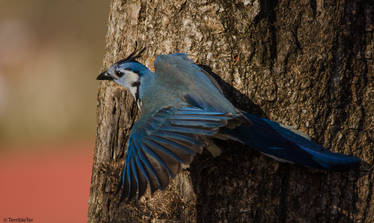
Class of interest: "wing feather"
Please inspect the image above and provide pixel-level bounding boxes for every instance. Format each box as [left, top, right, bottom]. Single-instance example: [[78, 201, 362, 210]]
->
[[134, 156, 149, 197], [120, 106, 235, 200]]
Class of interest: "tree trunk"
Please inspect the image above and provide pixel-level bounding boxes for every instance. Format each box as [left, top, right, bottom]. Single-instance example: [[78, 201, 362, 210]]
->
[[88, 0, 374, 222]]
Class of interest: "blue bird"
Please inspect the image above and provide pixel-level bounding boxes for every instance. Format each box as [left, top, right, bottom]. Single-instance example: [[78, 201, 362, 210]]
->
[[97, 48, 363, 200]]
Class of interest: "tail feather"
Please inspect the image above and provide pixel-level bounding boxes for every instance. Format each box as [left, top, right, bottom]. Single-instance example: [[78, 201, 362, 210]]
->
[[220, 112, 361, 170]]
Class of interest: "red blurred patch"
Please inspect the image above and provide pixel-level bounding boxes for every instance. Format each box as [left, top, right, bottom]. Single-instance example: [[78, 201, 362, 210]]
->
[[0, 141, 94, 223]]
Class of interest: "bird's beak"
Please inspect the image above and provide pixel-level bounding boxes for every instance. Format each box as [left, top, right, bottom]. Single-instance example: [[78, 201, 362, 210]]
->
[[96, 71, 113, 80]]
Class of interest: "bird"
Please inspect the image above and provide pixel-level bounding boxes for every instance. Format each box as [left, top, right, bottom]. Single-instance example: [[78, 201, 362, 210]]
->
[[97, 47, 363, 201]]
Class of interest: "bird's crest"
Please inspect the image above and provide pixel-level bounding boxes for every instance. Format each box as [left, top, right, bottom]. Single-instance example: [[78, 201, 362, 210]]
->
[[117, 42, 146, 64]]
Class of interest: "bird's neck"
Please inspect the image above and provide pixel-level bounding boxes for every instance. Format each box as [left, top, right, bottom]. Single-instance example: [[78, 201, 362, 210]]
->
[[137, 68, 155, 101]]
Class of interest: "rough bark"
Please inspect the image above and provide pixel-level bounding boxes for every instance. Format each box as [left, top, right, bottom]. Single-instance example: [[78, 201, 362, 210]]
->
[[89, 0, 374, 222]]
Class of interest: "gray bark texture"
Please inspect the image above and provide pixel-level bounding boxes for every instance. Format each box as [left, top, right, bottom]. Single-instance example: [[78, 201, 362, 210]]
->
[[89, 0, 374, 222]]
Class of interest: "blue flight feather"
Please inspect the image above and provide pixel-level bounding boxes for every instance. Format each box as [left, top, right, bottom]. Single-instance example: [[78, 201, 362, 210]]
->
[[149, 135, 196, 156], [170, 115, 231, 121], [119, 106, 232, 199], [130, 160, 139, 199], [136, 147, 161, 189], [135, 156, 151, 187], [141, 142, 174, 178], [153, 131, 202, 148], [169, 119, 224, 128], [144, 138, 185, 164], [159, 126, 217, 135]]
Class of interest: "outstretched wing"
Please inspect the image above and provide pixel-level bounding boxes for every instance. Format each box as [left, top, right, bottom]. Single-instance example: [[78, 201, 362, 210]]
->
[[121, 106, 234, 200]]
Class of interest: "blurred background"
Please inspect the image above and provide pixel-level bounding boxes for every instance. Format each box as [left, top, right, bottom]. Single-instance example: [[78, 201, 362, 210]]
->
[[0, 0, 109, 222]]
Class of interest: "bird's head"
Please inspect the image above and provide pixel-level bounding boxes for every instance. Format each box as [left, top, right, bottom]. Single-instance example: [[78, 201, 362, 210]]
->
[[97, 47, 149, 104]]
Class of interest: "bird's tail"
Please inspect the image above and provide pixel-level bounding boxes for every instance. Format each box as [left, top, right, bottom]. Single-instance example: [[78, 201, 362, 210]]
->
[[220, 112, 362, 170]]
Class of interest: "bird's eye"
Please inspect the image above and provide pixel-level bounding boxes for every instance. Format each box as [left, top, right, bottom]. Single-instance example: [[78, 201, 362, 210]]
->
[[116, 70, 125, 78]]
